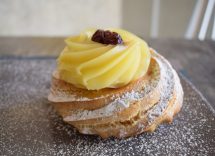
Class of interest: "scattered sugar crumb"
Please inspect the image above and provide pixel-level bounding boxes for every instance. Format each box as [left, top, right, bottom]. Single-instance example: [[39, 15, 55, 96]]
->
[[0, 58, 215, 155]]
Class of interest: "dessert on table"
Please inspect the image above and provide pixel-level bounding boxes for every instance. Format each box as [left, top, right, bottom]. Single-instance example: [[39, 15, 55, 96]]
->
[[48, 28, 183, 138]]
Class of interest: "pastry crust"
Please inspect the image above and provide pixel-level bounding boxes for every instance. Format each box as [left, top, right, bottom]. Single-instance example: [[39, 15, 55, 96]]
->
[[48, 49, 183, 138]]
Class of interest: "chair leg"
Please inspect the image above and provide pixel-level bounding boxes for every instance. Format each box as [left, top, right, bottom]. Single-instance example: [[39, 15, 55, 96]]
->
[[185, 0, 206, 39], [198, 0, 215, 40], [212, 11, 215, 40], [150, 0, 160, 38]]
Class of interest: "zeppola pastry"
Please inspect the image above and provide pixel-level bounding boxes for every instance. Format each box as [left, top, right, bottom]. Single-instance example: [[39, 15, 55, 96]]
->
[[48, 28, 183, 138]]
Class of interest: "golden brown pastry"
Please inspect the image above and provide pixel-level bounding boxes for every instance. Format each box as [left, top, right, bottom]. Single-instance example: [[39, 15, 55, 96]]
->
[[48, 28, 183, 138]]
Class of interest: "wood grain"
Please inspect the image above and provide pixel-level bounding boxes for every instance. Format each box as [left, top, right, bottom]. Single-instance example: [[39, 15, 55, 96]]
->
[[0, 37, 214, 109]]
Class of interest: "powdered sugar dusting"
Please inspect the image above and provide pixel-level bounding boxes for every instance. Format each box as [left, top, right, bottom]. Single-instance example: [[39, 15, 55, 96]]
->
[[63, 62, 161, 121], [147, 51, 176, 123], [48, 90, 92, 102], [1, 57, 215, 155], [64, 90, 145, 121]]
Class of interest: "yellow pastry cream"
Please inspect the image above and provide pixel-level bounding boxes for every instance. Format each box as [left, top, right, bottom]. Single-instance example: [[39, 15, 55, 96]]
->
[[57, 28, 151, 90]]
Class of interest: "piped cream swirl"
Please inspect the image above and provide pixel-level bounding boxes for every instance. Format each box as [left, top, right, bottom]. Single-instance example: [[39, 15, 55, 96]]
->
[[57, 28, 151, 90]]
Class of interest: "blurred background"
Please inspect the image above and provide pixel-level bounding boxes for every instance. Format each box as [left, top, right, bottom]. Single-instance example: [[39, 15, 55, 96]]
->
[[0, 0, 214, 39]]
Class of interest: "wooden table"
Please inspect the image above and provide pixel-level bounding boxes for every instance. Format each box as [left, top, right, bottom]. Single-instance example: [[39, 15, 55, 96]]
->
[[0, 37, 214, 109]]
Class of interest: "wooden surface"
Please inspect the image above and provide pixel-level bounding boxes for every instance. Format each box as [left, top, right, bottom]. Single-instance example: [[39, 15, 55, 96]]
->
[[0, 37, 214, 109]]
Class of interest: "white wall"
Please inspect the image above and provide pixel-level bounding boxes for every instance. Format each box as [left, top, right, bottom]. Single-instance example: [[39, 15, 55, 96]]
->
[[0, 0, 213, 38], [122, 0, 196, 38], [0, 0, 122, 36]]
